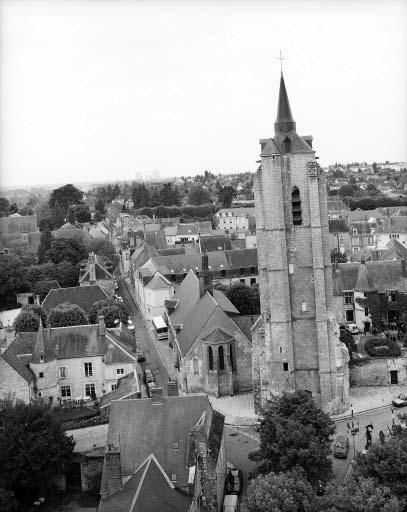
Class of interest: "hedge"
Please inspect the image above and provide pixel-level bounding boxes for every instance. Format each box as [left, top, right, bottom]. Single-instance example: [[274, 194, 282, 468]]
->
[[364, 337, 401, 358]]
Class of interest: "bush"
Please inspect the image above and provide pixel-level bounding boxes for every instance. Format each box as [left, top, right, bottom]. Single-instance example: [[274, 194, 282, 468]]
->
[[364, 337, 401, 358], [88, 299, 128, 327], [14, 310, 40, 333], [48, 302, 88, 327], [21, 304, 47, 327]]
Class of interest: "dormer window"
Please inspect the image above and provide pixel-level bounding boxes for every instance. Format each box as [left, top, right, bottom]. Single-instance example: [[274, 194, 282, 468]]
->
[[292, 187, 302, 226]]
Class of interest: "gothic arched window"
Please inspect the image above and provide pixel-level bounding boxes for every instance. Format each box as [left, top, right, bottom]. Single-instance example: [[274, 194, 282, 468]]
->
[[292, 187, 302, 226], [284, 137, 292, 154], [208, 346, 214, 371], [193, 357, 199, 375], [218, 346, 225, 370]]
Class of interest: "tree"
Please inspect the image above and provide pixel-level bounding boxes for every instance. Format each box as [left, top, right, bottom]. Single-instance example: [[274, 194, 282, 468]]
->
[[320, 476, 402, 512], [132, 183, 151, 208], [13, 310, 40, 333], [112, 184, 121, 199], [38, 217, 54, 232], [0, 197, 10, 217], [160, 182, 181, 206], [241, 470, 318, 512], [226, 284, 260, 315], [0, 255, 29, 309], [93, 210, 104, 222], [37, 229, 54, 264], [339, 185, 362, 198], [188, 185, 211, 205], [331, 249, 348, 264], [218, 185, 236, 207], [46, 238, 87, 265], [365, 184, 380, 197], [0, 399, 75, 510], [94, 198, 105, 213], [8, 203, 18, 215], [66, 204, 91, 224], [88, 299, 129, 327], [352, 433, 407, 502], [21, 304, 47, 327], [49, 184, 83, 213], [86, 239, 118, 268], [50, 201, 65, 229], [249, 391, 335, 485], [47, 302, 88, 327]]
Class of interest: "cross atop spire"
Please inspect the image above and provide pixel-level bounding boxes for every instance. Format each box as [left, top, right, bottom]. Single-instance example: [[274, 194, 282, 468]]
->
[[277, 50, 285, 74]]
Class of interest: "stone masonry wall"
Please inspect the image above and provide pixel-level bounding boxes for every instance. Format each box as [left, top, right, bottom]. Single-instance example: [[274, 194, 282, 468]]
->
[[350, 357, 407, 387], [0, 357, 32, 402]]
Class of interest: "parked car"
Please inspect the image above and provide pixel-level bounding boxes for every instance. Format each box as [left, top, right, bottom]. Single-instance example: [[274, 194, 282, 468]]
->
[[223, 494, 239, 512], [144, 368, 154, 384], [340, 323, 359, 335], [137, 351, 146, 363], [333, 434, 349, 459], [127, 319, 135, 331], [226, 462, 243, 495], [392, 393, 407, 407], [253, 416, 264, 432]]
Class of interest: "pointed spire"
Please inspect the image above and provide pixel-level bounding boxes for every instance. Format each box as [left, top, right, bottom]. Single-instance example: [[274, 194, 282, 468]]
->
[[274, 73, 296, 134], [354, 258, 376, 292]]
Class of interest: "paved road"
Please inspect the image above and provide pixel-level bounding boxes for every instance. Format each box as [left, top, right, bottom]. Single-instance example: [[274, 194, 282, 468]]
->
[[117, 277, 170, 395]]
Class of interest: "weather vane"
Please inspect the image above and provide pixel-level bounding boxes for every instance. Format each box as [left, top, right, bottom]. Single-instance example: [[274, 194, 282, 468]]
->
[[278, 50, 285, 73]]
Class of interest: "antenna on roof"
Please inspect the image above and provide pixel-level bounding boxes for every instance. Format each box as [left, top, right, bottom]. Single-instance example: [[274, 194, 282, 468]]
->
[[277, 50, 285, 74]]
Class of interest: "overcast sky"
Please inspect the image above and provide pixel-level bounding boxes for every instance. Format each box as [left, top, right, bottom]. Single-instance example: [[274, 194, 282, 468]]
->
[[0, 0, 406, 189]]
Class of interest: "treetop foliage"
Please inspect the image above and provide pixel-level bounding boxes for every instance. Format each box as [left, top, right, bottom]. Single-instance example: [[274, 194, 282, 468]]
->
[[47, 302, 88, 328], [88, 299, 129, 327], [48, 184, 83, 213]]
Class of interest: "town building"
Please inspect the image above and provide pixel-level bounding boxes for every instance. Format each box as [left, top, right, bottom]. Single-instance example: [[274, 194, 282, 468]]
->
[[0, 213, 41, 254], [98, 391, 226, 512], [166, 260, 255, 397], [252, 72, 349, 414], [0, 318, 140, 403], [215, 207, 256, 233], [41, 284, 110, 316]]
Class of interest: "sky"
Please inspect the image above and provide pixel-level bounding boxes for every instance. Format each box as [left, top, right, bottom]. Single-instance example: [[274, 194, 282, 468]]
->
[[0, 0, 406, 189]]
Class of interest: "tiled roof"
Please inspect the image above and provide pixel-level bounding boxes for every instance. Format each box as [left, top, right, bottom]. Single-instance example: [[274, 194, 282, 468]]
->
[[354, 261, 376, 292], [99, 371, 140, 409], [169, 270, 200, 326], [101, 395, 213, 494], [333, 260, 407, 295], [202, 328, 234, 343], [2, 350, 34, 383], [232, 315, 259, 342], [145, 230, 167, 250], [99, 454, 191, 512], [177, 221, 212, 236], [145, 272, 173, 291], [379, 239, 407, 261], [199, 234, 232, 253], [216, 207, 256, 217], [42, 285, 109, 314]]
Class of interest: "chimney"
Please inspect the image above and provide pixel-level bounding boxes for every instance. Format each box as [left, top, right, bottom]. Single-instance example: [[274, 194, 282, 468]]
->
[[105, 444, 122, 496], [151, 387, 163, 404], [89, 252, 96, 282], [128, 230, 135, 247], [167, 380, 179, 397], [402, 259, 407, 277], [99, 315, 106, 336], [199, 252, 213, 297], [35, 295, 41, 306]]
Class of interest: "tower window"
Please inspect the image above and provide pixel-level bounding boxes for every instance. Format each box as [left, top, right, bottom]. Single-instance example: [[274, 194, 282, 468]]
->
[[208, 346, 214, 371], [218, 346, 225, 370], [192, 357, 199, 375], [292, 187, 302, 226], [283, 362, 289, 372], [284, 137, 292, 154]]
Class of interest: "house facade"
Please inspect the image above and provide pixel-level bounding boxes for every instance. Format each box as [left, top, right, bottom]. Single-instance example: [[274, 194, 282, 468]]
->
[[215, 207, 256, 233]]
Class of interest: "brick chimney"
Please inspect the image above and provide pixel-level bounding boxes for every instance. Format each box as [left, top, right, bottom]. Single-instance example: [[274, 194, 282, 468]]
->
[[151, 387, 163, 404], [98, 315, 106, 336], [88, 252, 96, 283], [105, 444, 122, 496], [167, 380, 179, 396]]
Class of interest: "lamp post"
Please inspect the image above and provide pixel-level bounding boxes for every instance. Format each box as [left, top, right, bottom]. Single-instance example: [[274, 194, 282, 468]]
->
[[348, 407, 359, 459]]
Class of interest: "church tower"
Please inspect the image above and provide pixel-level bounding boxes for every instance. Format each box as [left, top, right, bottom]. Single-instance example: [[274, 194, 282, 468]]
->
[[253, 72, 349, 414]]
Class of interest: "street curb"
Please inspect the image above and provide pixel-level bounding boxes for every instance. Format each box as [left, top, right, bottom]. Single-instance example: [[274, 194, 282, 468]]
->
[[331, 403, 391, 422]]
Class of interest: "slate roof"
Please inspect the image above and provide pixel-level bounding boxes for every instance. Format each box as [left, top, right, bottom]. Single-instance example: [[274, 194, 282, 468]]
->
[[201, 328, 234, 343], [333, 260, 407, 295], [142, 248, 258, 276], [101, 394, 213, 493], [232, 315, 259, 342], [99, 454, 191, 512], [2, 350, 34, 383], [216, 207, 256, 218], [379, 239, 407, 261], [79, 254, 114, 283], [329, 219, 348, 233], [354, 260, 376, 292], [327, 200, 350, 212], [168, 270, 200, 326], [199, 234, 232, 252], [145, 230, 167, 250], [42, 285, 109, 314], [145, 272, 173, 290], [212, 290, 239, 315], [99, 371, 140, 409], [177, 221, 212, 236]]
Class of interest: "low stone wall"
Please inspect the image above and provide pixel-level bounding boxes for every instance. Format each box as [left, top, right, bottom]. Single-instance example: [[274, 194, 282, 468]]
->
[[350, 357, 407, 387]]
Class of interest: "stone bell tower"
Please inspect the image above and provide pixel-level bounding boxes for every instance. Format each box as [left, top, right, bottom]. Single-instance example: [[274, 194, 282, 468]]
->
[[253, 72, 349, 414]]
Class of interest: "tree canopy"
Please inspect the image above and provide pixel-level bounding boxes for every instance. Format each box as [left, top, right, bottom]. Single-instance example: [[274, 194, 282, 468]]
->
[[88, 299, 129, 327], [47, 302, 88, 327], [249, 391, 335, 485], [218, 185, 236, 207], [21, 304, 47, 327], [188, 185, 211, 205], [225, 283, 260, 315], [13, 310, 40, 333], [48, 184, 83, 213], [37, 229, 54, 264], [46, 238, 87, 265], [0, 399, 75, 510]]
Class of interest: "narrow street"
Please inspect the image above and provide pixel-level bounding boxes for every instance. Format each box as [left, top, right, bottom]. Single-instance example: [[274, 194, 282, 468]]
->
[[116, 277, 170, 395]]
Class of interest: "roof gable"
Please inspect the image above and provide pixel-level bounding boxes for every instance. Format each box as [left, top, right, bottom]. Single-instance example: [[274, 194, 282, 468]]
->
[[42, 285, 109, 314]]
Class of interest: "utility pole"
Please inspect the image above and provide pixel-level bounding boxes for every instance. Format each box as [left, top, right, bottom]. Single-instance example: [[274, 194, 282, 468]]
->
[[348, 407, 360, 459]]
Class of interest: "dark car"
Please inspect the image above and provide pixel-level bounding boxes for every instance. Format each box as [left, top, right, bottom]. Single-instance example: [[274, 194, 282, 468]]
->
[[226, 463, 243, 495], [143, 368, 154, 384], [392, 393, 407, 407], [333, 434, 349, 459]]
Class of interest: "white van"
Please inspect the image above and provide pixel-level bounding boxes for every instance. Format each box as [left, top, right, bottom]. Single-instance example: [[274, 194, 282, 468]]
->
[[152, 316, 168, 340], [223, 495, 239, 512]]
